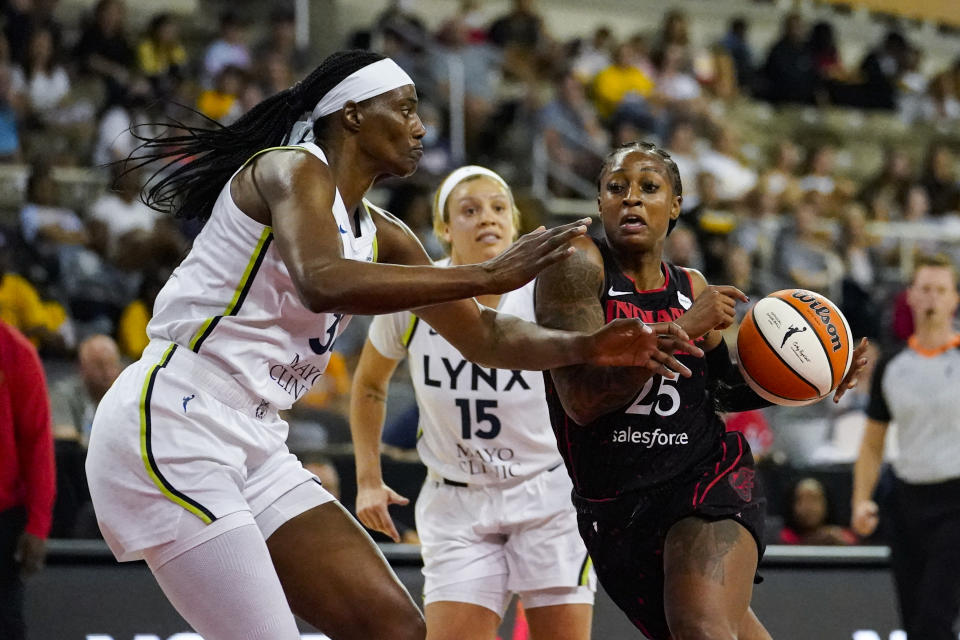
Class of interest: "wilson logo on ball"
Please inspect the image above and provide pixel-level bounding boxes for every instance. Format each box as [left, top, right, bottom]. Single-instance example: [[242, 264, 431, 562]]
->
[[737, 289, 853, 406], [791, 290, 844, 352]]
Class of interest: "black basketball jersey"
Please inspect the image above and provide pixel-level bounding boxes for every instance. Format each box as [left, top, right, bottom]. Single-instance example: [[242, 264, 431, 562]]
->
[[543, 237, 725, 500]]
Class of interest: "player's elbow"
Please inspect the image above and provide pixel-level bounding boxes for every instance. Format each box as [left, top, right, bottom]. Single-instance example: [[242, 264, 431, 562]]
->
[[296, 277, 352, 314], [561, 398, 598, 426]]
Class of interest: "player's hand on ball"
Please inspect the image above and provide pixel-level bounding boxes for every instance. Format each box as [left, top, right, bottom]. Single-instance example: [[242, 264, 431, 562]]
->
[[356, 482, 409, 543], [678, 285, 749, 339], [833, 337, 870, 403], [851, 499, 880, 537], [587, 319, 703, 376]]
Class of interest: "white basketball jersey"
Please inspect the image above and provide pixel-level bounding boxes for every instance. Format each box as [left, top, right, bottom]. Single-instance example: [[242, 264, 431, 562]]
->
[[368, 269, 562, 485], [147, 142, 376, 411]]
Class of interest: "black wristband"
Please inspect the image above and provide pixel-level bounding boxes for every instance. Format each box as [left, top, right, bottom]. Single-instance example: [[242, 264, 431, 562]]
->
[[707, 338, 774, 412]]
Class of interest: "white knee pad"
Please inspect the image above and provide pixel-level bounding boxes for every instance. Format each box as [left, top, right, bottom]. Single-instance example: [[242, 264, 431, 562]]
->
[[149, 523, 301, 640]]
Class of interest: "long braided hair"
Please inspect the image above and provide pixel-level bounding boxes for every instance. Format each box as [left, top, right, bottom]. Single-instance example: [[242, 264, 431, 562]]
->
[[129, 50, 385, 221]]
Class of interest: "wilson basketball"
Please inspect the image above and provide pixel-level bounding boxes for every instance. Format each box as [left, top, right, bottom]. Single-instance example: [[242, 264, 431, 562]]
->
[[736, 289, 853, 406]]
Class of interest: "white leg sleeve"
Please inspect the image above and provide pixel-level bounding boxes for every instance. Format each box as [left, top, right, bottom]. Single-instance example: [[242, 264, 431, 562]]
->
[[148, 523, 301, 640]]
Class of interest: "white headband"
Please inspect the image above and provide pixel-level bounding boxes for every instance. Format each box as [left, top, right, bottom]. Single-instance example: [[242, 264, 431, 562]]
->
[[312, 58, 413, 119], [287, 58, 414, 144], [435, 166, 511, 219]]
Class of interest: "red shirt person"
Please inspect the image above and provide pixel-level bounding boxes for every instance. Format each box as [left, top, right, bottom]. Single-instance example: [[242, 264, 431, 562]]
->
[[0, 319, 55, 640]]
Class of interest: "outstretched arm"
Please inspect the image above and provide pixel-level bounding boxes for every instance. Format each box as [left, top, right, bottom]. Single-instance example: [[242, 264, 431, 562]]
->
[[534, 238, 697, 425], [249, 149, 587, 315]]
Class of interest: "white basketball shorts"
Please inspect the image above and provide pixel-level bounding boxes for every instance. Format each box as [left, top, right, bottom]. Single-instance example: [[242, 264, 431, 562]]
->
[[416, 463, 596, 615], [86, 341, 334, 562]]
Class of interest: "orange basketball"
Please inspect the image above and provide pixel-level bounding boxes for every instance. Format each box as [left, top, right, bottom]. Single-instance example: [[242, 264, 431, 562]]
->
[[736, 289, 853, 406]]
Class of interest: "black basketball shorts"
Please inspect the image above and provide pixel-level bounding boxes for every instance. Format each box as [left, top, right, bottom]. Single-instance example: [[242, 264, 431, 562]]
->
[[574, 431, 766, 640]]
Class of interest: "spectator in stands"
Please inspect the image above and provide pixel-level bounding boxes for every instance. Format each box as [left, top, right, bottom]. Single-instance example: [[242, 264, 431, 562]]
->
[[652, 43, 704, 116], [920, 142, 960, 215], [487, 0, 547, 52], [663, 224, 704, 272], [197, 65, 247, 125], [413, 100, 453, 179], [735, 182, 783, 283], [202, 10, 251, 88], [761, 139, 802, 205], [592, 42, 656, 128], [799, 143, 837, 197], [430, 15, 501, 155], [839, 203, 882, 340], [664, 118, 701, 207], [19, 162, 86, 263], [719, 16, 754, 95], [51, 334, 122, 447], [0, 62, 21, 161], [652, 9, 697, 73], [926, 66, 960, 123], [902, 183, 932, 222], [686, 171, 737, 281], [91, 76, 153, 167], [853, 253, 960, 639], [571, 25, 613, 84], [257, 50, 294, 99], [116, 268, 166, 360], [897, 46, 930, 124], [87, 166, 160, 254], [74, 0, 133, 107], [779, 478, 856, 545], [11, 26, 69, 129], [697, 124, 757, 202], [774, 196, 844, 299], [858, 31, 908, 111], [3, 0, 62, 68], [858, 147, 914, 212], [538, 69, 607, 185], [722, 245, 763, 314], [0, 319, 55, 640], [0, 248, 67, 352], [137, 13, 186, 101], [373, 0, 429, 54], [760, 12, 815, 105], [255, 5, 308, 75], [806, 21, 844, 85]]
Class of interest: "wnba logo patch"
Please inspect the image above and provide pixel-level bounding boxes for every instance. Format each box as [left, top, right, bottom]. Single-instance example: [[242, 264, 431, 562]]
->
[[728, 467, 755, 502]]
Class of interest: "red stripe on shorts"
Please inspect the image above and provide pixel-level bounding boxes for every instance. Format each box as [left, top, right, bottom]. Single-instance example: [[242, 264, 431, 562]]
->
[[697, 434, 744, 506]]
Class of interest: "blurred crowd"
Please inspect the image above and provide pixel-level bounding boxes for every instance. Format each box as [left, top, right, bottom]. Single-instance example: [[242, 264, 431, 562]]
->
[[0, 0, 958, 545]]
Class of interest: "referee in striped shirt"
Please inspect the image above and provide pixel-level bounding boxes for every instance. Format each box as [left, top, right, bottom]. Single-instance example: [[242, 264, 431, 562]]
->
[[852, 253, 960, 640]]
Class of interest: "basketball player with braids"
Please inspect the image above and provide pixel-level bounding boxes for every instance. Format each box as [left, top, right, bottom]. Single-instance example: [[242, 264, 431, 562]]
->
[[534, 141, 870, 639], [352, 166, 596, 640], [84, 53, 696, 640]]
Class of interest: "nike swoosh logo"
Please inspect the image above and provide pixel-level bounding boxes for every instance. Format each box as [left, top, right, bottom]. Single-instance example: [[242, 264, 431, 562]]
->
[[338, 224, 348, 234], [608, 286, 633, 297]]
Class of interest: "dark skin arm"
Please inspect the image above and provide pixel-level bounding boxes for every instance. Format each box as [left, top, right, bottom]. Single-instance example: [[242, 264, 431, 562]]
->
[[535, 236, 702, 424], [233, 152, 692, 371], [234, 149, 587, 315]]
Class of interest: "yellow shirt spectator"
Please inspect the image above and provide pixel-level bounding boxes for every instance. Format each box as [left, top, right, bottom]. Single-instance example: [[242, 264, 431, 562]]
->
[[138, 39, 187, 76], [0, 273, 48, 335], [592, 63, 656, 120], [117, 298, 150, 360]]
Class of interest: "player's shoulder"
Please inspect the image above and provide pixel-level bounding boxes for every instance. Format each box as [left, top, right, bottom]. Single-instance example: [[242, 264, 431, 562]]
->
[[538, 233, 604, 292], [678, 265, 707, 295]]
